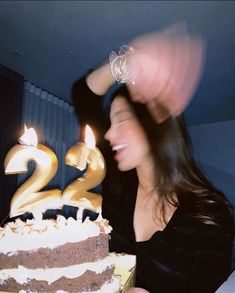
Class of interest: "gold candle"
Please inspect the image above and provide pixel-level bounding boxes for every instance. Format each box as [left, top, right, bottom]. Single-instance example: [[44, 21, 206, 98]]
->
[[63, 125, 106, 213], [4, 125, 62, 218]]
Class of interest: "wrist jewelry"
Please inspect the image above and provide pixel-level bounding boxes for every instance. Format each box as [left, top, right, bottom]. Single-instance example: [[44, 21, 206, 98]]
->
[[109, 44, 134, 84]]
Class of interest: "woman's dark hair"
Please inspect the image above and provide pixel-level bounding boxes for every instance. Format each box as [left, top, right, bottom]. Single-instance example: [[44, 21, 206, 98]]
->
[[112, 86, 233, 231]]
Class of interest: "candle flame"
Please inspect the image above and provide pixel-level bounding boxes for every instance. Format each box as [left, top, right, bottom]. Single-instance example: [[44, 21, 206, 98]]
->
[[18, 125, 38, 147], [84, 125, 96, 149]]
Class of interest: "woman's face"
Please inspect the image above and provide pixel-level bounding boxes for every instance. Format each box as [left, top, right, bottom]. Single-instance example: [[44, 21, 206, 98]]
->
[[105, 96, 150, 171]]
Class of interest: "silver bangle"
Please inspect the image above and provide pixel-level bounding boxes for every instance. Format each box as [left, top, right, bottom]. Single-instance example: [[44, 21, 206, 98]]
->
[[109, 45, 134, 83]]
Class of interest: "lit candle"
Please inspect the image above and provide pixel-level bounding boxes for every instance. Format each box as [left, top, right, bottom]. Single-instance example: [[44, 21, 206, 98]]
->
[[62, 125, 106, 214], [4, 125, 62, 218]]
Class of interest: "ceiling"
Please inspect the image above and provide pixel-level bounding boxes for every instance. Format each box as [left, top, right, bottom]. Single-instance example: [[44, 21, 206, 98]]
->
[[0, 1, 235, 126]]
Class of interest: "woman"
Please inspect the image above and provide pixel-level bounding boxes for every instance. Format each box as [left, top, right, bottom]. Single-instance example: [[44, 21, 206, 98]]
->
[[73, 25, 234, 292]]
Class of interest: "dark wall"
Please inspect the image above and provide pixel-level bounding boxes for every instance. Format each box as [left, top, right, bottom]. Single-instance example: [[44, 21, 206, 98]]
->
[[0, 64, 24, 225]]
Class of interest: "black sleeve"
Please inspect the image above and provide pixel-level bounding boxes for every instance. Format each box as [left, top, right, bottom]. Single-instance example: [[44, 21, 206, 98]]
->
[[72, 74, 110, 151]]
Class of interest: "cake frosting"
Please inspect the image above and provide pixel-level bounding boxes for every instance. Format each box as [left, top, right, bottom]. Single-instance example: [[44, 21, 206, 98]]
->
[[0, 214, 120, 293], [0, 214, 111, 253]]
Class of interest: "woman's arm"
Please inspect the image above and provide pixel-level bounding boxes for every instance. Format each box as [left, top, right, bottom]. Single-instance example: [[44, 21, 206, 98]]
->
[[86, 63, 115, 96], [72, 63, 115, 143], [76, 22, 205, 126]]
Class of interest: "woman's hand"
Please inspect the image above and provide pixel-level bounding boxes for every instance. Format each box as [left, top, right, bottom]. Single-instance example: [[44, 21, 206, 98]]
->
[[126, 23, 205, 123]]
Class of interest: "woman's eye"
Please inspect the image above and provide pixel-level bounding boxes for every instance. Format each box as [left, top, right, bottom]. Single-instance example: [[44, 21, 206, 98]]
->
[[116, 117, 133, 125]]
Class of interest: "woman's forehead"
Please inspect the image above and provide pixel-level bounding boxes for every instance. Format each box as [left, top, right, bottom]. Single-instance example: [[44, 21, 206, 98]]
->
[[110, 96, 132, 116]]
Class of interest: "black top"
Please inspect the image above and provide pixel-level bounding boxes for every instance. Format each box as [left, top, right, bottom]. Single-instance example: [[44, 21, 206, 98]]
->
[[72, 76, 233, 293]]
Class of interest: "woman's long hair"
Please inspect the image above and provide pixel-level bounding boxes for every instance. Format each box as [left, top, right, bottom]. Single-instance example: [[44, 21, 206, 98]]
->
[[114, 86, 233, 232]]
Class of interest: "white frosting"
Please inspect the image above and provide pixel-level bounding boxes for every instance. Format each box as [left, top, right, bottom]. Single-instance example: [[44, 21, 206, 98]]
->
[[0, 215, 112, 254], [0, 256, 115, 285]]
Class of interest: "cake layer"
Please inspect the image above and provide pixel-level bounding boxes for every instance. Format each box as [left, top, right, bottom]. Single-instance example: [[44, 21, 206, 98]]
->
[[0, 215, 112, 254], [18, 276, 120, 293], [0, 268, 116, 293], [0, 256, 116, 292], [0, 215, 116, 292], [0, 234, 109, 269]]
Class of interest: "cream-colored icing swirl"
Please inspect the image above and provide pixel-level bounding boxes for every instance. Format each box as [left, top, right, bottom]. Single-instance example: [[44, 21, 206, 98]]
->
[[0, 215, 112, 254]]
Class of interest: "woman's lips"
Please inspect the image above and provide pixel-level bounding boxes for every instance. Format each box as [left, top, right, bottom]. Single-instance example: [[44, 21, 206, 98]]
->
[[112, 144, 127, 160]]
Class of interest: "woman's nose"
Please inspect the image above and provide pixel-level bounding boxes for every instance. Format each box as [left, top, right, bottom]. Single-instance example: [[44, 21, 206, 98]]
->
[[104, 127, 111, 141], [104, 127, 112, 142]]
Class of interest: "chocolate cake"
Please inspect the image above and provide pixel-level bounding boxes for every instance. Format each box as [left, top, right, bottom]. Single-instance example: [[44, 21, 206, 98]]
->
[[0, 215, 120, 292]]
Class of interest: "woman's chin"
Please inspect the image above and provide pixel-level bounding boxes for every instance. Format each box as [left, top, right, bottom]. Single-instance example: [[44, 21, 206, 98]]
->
[[117, 164, 127, 172], [117, 161, 134, 172]]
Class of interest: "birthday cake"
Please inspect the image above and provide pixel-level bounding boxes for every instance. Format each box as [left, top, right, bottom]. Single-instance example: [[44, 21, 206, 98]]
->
[[0, 125, 136, 292], [0, 215, 120, 293]]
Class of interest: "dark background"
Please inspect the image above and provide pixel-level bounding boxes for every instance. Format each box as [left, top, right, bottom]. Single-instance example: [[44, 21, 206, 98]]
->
[[0, 1, 234, 126]]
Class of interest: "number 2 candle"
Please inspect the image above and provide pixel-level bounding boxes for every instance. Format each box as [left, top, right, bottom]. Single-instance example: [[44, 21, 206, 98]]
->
[[62, 125, 106, 214], [4, 125, 62, 218]]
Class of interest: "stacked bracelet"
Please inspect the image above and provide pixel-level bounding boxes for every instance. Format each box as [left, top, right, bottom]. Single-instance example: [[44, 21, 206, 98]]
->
[[109, 44, 134, 84]]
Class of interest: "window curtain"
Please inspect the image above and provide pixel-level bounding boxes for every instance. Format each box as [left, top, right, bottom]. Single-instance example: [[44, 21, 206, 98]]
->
[[18, 81, 80, 190]]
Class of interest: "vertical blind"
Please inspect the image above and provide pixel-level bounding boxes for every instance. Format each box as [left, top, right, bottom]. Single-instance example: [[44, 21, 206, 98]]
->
[[18, 81, 80, 190]]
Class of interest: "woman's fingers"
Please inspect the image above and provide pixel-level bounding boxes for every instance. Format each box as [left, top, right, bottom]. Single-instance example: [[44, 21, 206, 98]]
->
[[126, 22, 205, 122]]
